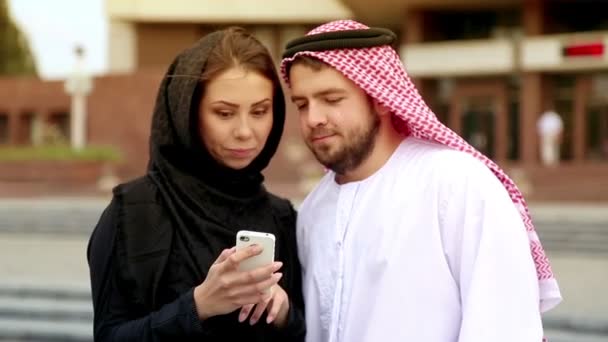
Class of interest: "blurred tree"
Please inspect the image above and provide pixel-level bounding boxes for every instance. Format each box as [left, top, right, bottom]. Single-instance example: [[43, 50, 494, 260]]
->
[[0, 0, 37, 76]]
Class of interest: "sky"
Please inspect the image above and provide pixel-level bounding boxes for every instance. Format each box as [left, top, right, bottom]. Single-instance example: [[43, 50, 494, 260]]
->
[[8, 0, 107, 80]]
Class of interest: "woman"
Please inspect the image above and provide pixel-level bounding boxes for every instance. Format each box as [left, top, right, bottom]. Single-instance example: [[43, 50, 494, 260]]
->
[[87, 27, 305, 341]]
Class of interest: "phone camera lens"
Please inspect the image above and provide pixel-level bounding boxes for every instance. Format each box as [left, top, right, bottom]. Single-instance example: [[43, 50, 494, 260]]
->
[[240, 236, 250, 242]]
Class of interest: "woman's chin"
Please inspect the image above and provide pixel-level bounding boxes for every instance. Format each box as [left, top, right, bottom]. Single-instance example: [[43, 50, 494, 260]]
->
[[223, 159, 253, 170]]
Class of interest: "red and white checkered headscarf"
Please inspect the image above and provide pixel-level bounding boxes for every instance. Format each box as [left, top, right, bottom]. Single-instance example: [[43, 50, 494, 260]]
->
[[281, 20, 561, 313]]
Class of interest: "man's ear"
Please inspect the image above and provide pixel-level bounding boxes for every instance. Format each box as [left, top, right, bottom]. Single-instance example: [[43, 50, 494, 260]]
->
[[373, 100, 391, 117]]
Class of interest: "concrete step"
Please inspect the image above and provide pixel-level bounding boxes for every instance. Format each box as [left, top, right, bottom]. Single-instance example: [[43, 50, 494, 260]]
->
[[0, 282, 605, 341], [544, 313, 608, 337], [0, 285, 91, 301], [0, 297, 92, 321], [535, 222, 608, 254], [0, 284, 93, 341], [508, 163, 608, 202], [545, 329, 608, 342], [0, 318, 92, 341], [0, 206, 104, 235]]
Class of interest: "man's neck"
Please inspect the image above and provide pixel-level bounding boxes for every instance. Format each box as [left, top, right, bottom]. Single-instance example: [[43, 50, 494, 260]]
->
[[335, 126, 404, 185]]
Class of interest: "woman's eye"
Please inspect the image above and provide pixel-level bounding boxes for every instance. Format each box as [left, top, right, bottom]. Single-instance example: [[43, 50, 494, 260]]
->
[[252, 109, 269, 117], [215, 111, 233, 118]]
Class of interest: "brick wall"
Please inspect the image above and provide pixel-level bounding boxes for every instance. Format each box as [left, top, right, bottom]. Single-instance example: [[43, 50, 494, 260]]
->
[[0, 71, 318, 199], [2, 73, 607, 201]]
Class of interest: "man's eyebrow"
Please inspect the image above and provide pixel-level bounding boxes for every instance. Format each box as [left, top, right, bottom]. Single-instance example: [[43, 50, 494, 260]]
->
[[291, 88, 347, 102]]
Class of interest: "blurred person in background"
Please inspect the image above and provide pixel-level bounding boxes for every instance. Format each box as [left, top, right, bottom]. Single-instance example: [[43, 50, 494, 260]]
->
[[281, 20, 561, 342], [87, 27, 305, 341], [537, 109, 564, 166]]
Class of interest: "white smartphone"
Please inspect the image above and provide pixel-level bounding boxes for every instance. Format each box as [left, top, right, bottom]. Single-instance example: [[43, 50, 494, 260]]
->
[[235, 230, 276, 272]]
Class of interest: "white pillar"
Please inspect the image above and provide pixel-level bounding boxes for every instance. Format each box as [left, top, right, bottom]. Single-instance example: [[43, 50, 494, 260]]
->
[[70, 94, 87, 150], [64, 46, 93, 151], [108, 20, 137, 74], [31, 114, 44, 146]]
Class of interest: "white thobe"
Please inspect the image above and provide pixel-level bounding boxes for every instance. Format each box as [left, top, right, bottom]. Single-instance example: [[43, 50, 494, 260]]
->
[[297, 137, 543, 342]]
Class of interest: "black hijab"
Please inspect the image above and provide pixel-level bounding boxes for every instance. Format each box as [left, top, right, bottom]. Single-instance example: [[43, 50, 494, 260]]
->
[[148, 30, 285, 197], [143, 30, 288, 289], [94, 30, 304, 340]]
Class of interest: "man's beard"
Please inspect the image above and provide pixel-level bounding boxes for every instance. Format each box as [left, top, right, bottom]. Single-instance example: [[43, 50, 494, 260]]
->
[[309, 114, 380, 175]]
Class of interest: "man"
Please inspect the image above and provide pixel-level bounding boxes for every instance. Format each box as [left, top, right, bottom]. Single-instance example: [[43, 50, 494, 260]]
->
[[280, 20, 561, 342], [537, 109, 564, 166]]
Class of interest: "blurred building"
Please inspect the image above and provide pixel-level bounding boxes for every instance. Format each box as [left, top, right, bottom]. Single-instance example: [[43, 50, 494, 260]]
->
[[0, 0, 352, 199], [2, 0, 607, 200], [106, 0, 353, 73], [103, 0, 353, 198], [344, 0, 608, 201], [392, 0, 608, 168]]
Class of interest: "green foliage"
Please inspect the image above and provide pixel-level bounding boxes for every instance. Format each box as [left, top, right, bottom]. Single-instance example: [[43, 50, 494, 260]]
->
[[0, 0, 38, 76], [0, 145, 122, 162]]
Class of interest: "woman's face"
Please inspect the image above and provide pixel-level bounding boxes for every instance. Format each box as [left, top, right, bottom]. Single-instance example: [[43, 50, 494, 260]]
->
[[199, 66, 274, 170]]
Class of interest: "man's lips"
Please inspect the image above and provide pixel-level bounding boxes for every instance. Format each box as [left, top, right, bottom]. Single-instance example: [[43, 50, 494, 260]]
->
[[311, 134, 336, 143]]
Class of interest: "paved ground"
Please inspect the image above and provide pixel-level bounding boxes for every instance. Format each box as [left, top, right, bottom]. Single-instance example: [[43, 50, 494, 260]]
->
[[0, 197, 606, 341], [542, 252, 608, 341], [0, 234, 90, 289], [1, 235, 607, 341], [0, 234, 92, 341]]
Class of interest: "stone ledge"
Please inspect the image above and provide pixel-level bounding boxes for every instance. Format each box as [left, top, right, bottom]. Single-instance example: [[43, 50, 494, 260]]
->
[[0, 160, 108, 183], [544, 314, 608, 335]]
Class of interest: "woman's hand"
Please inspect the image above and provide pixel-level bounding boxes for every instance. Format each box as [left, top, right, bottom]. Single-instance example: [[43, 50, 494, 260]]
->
[[238, 284, 290, 328], [193, 246, 283, 320]]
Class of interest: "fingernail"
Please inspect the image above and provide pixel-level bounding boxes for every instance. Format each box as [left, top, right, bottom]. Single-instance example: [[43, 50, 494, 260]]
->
[[267, 315, 274, 324], [250, 318, 258, 325], [273, 262, 283, 270], [239, 313, 247, 322], [274, 272, 283, 280]]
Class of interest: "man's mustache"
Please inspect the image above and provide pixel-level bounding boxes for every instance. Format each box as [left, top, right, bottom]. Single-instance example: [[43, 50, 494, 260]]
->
[[309, 128, 336, 139]]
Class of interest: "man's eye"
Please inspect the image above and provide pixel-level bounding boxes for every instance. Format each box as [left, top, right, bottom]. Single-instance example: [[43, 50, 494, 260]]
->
[[325, 97, 343, 104]]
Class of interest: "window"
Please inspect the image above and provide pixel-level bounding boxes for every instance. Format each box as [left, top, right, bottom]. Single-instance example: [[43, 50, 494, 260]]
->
[[16, 112, 35, 145], [0, 114, 9, 144], [551, 75, 576, 161], [546, 1, 608, 34], [587, 74, 608, 160], [424, 9, 520, 42], [45, 111, 70, 145]]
